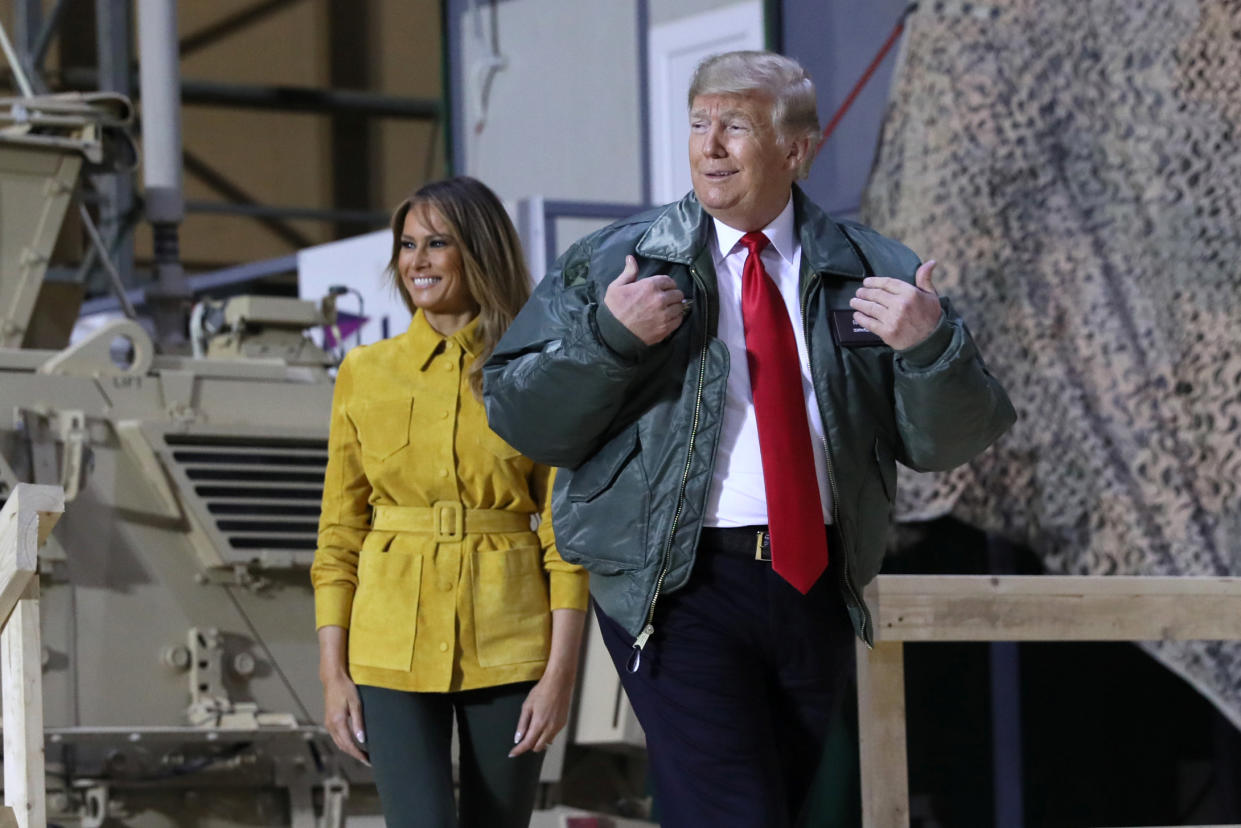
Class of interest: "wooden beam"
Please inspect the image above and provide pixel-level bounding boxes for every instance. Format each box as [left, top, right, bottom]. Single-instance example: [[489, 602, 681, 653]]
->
[[856, 573, 1241, 828], [856, 639, 909, 828], [0, 484, 62, 627], [0, 484, 61, 828], [869, 575, 1241, 642], [3, 579, 46, 828]]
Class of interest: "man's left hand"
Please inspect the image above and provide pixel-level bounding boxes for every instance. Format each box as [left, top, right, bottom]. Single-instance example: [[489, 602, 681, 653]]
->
[[849, 259, 944, 351]]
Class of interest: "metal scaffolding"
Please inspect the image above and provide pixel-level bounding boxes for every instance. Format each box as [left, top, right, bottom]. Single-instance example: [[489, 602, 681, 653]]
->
[[2, 0, 443, 327]]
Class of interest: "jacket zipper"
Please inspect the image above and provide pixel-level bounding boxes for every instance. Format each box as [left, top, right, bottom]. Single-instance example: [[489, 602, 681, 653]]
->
[[628, 267, 710, 672], [800, 283, 872, 643]]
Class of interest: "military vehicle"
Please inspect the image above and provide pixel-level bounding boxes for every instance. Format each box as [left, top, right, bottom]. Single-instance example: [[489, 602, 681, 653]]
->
[[0, 85, 374, 825]]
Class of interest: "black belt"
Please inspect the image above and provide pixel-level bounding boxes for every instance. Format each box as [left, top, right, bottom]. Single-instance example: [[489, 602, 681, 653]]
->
[[700, 526, 774, 561], [700, 525, 836, 563]]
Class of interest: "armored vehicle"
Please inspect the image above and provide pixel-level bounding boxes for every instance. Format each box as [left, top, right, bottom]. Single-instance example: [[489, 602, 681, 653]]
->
[[2, 90, 364, 827]]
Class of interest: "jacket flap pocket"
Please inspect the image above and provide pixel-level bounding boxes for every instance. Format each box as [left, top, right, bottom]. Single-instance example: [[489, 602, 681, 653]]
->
[[567, 424, 639, 503], [348, 548, 421, 671], [472, 545, 551, 667], [351, 396, 413, 460]]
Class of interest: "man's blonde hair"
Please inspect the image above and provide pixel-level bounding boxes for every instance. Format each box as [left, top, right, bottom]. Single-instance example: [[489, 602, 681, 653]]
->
[[688, 50, 820, 179]]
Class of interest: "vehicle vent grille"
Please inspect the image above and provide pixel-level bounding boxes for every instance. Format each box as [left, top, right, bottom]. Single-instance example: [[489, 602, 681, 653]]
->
[[163, 433, 327, 557]]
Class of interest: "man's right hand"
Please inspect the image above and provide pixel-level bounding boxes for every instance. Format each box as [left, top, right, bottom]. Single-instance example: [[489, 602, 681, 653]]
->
[[603, 255, 687, 345]]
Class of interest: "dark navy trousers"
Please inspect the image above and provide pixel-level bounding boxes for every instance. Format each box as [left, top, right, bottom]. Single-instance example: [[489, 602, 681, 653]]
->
[[595, 529, 856, 828]]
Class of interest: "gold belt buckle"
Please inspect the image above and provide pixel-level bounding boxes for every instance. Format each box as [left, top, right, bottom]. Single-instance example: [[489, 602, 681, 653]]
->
[[755, 530, 771, 562], [433, 500, 464, 543]]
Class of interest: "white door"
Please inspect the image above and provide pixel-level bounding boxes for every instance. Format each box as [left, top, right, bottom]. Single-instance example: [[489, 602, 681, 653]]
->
[[648, 2, 765, 205]]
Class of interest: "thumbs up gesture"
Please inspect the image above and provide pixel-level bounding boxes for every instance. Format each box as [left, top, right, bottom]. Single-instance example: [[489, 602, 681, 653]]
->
[[603, 255, 688, 345], [849, 259, 945, 351]]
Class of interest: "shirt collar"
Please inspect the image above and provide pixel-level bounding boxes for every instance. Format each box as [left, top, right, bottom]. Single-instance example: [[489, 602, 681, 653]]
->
[[711, 193, 797, 266], [406, 310, 482, 370]]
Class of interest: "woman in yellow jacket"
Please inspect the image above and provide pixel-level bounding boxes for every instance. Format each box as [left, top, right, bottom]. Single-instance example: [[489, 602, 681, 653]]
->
[[310, 177, 588, 828]]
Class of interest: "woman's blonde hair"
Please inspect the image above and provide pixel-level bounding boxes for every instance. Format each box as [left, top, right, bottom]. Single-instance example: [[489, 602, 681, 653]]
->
[[385, 176, 531, 398]]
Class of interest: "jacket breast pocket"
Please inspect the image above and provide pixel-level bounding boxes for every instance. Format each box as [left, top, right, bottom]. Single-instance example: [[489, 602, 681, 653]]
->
[[351, 396, 413, 460], [472, 544, 551, 667], [560, 424, 649, 574], [348, 533, 422, 672]]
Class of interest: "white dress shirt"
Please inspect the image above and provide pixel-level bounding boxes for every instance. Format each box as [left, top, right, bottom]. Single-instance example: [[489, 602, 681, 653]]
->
[[702, 195, 833, 527]]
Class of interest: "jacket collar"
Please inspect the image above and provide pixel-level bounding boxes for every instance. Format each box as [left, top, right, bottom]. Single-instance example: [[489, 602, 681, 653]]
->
[[406, 309, 482, 371], [634, 186, 867, 278], [711, 194, 797, 267]]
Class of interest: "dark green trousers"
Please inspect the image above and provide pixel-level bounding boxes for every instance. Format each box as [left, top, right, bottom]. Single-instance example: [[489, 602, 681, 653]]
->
[[357, 682, 544, 828]]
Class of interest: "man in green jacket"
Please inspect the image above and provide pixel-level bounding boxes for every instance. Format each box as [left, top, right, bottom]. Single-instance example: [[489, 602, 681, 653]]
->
[[484, 50, 1015, 827]]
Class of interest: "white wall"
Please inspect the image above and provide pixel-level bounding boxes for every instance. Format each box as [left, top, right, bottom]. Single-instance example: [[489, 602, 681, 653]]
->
[[457, 0, 759, 208], [459, 0, 642, 204]]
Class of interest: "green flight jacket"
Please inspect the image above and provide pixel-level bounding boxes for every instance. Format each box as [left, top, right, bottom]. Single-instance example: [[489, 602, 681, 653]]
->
[[483, 188, 1016, 647]]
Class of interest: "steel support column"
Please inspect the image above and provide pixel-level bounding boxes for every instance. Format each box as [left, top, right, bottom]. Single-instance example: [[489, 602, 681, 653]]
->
[[988, 536, 1026, 828], [95, 0, 137, 288], [31, 0, 71, 70], [12, 0, 47, 92], [327, 0, 373, 239], [136, 0, 191, 350]]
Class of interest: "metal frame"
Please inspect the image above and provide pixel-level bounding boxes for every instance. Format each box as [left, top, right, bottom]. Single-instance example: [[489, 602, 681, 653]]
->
[[3, 0, 445, 311], [57, 72, 444, 121], [542, 200, 649, 268], [94, 0, 136, 288], [78, 254, 299, 317], [636, 0, 652, 206], [511, 197, 649, 286]]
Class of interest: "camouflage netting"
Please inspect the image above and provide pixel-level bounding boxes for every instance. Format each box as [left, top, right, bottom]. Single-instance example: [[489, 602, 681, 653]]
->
[[862, 0, 1241, 725]]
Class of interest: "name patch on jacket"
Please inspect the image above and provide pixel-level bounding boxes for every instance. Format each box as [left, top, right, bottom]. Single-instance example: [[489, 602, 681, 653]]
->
[[831, 309, 885, 346]]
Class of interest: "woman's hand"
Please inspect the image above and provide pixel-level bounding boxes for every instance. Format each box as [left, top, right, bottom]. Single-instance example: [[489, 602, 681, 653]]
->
[[509, 666, 575, 757], [509, 608, 587, 757], [318, 625, 370, 765]]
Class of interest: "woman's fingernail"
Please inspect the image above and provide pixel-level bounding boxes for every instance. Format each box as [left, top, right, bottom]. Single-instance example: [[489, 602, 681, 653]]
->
[[513, 731, 523, 744], [356, 730, 366, 743]]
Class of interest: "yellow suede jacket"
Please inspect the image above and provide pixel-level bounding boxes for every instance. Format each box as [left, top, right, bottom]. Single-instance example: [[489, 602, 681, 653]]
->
[[310, 311, 588, 692]]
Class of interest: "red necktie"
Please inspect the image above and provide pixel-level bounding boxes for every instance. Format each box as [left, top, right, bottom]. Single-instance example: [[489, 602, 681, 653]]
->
[[738, 231, 828, 593]]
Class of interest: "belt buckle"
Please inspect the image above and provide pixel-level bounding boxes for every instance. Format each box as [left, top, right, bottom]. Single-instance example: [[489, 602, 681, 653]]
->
[[754, 530, 771, 562], [433, 500, 464, 543]]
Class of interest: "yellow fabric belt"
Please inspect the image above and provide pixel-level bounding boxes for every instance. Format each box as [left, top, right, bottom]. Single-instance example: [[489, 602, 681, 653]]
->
[[371, 503, 532, 543]]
